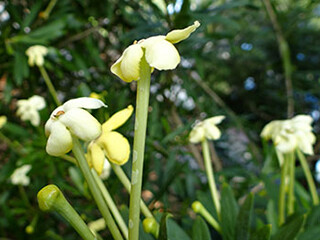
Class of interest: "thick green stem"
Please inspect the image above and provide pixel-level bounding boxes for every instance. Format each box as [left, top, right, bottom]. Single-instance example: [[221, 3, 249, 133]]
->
[[287, 152, 295, 215], [192, 201, 221, 233], [38, 185, 95, 240], [278, 154, 288, 226], [111, 163, 154, 219], [72, 137, 124, 240], [202, 139, 221, 217], [38, 66, 61, 106], [92, 169, 129, 239], [296, 149, 319, 205], [128, 57, 151, 240]]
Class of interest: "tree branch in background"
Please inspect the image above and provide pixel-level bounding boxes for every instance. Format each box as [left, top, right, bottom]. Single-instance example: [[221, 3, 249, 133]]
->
[[262, 0, 294, 118]]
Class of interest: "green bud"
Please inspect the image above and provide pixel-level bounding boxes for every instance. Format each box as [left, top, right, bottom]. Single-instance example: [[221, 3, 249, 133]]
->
[[25, 225, 34, 234], [192, 201, 203, 213], [37, 184, 61, 212], [143, 217, 159, 238]]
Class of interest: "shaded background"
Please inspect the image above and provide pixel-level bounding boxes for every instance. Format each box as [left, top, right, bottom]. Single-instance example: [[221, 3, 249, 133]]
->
[[1, 0, 320, 239]]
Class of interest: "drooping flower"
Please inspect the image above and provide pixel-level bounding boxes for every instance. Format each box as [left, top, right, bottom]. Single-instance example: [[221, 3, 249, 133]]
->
[[10, 164, 32, 186], [87, 105, 133, 174], [111, 21, 200, 82], [45, 97, 106, 156], [189, 116, 225, 143], [25, 45, 48, 67], [16, 95, 46, 126], [0, 116, 7, 129], [261, 115, 316, 155]]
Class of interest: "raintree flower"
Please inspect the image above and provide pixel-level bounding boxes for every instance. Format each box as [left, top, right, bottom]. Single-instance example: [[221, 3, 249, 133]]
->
[[111, 21, 200, 82], [45, 97, 106, 157], [261, 115, 316, 155], [25, 45, 48, 67], [0, 116, 7, 128], [87, 105, 133, 174], [10, 164, 32, 186], [16, 95, 46, 126], [189, 116, 225, 143]]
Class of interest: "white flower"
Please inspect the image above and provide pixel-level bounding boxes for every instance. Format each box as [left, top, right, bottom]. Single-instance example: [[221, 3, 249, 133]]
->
[[261, 115, 316, 155], [16, 95, 46, 126], [0, 116, 7, 129], [25, 45, 48, 67], [45, 97, 106, 156], [99, 160, 111, 180], [10, 165, 32, 186], [189, 116, 225, 143]]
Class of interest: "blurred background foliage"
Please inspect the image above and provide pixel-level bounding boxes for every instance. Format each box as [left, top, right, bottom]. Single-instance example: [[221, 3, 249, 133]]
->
[[1, 0, 320, 239]]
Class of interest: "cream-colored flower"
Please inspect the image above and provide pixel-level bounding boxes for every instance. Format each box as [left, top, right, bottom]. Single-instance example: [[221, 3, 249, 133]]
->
[[87, 105, 133, 174], [261, 115, 316, 155], [45, 97, 106, 156], [111, 21, 200, 82], [10, 164, 32, 186], [16, 95, 46, 126], [189, 116, 225, 143], [0, 116, 7, 128], [88, 218, 106, 236], [25, 45, 48, 67]]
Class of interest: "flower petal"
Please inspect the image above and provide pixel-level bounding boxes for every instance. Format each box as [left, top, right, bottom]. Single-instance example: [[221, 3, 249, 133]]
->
[[63, 97, 107, 112], [29, 95, 46, 110], [205, 116, 225, 125], [102, 105, 134, 132], [98, 131, 130, 165], [189, 124, 205, 143], [88, 143, 105, 175], [204, 124, 221, 140], [111, 44, 144, 82], [46, 121, 73, 156], [142, 37, 180, 70], [59, 108, 102, 142], [165, 21, 200, 44]]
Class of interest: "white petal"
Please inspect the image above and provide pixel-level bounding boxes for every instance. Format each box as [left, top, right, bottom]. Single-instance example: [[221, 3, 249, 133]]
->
[[141, 37, 180, 70], [59, 108, 102, 142], [46, 121, 73, 156], [204, 116, 225, 125], [204, 124, 221, 140], [29, 95, 46, 110], [165, 21, 200, 44], [63, 97, 107, 112], [189, 124, 205, 143], [111, 44, 144, 82]]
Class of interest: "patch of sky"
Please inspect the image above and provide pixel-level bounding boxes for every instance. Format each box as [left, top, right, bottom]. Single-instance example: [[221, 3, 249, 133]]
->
[[244, 77, 256, 91], [241, 43, 253, 51]]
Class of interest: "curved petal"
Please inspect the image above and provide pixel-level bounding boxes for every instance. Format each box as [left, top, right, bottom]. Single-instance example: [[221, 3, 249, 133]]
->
[[205, 116, 225, 125], [29, 110, 40, 126], [102, 105, 134, 132], [142, 37, 180, 70], [59, 108, 102, 142], [165, 21, 200, 44], [111, 44, 144, 82], [100, 160, 111, 180], [204, 124, 221, 140], [88, 142, 105, 175], [46, 121, 73, 156], [63, 97, 106, 112], [29, 95, 46, 110], [189, 124, 205, 143], [261, 120, 282, 140], [98, 131, 130, 165]]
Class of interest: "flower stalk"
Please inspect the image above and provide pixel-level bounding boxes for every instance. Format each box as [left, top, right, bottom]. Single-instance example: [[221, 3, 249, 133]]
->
[[37, 184, 95, 240], [128, 56, 151, 240], [278, 153, 288, 226], [72, 137, 124, 240], [192, 201, 221, 233], [287, 152, 295, 215], [38, 66, 61, 106]]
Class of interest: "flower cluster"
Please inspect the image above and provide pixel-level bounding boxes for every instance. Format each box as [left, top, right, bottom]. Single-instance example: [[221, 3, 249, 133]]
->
[[45, 98, 106, 156], [111, 21, 200, 82], [10, 165, 32, 186], [189, 116, 225, 143], [25, 45, 48, 67], [16, 95, 46, 126], [261, 115, 316, 155]]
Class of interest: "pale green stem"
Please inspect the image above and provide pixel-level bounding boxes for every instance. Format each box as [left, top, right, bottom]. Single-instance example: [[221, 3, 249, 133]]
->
[[38, 66, 61, 106], [202, 139, 221, 218], [72, 137, 124, 240], [199, 204, 221, 233], [278, 153, 288, 226], [111, 163, 154, 219], [92, 169, 129, 239], [19, 185, 31, 208], [42, 0, 57, 19], [128, 56, 151, 240], [296, 149, 319, 205], [60, 155, 77, 164], [287, 152, 295, 216]]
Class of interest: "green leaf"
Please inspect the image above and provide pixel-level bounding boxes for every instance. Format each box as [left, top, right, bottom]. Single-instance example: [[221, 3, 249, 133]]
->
[[167, 219, 191, 240], [159, 213, 172, 240], [221, 183, 239, 240], [192, 216, 211, 240], [298, 227, 320, 240], [13, 51, 29, 85], [250, 225, 272, 240], [271, 215, 305, 240], [236, 193, 254, 240]]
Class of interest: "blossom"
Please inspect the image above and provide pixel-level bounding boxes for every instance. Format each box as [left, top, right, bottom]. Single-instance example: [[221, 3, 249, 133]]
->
[[16, 95, 46, 126], [261, 115, 316, 155], [45, 97, 106, 156], [87, 105, 133, 174], [25, 45, 48, 67], [0, 116, 7, 129], [10, 164, 32, 186], [189, 116, 225, 143], [111, 21, 200, 82]]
